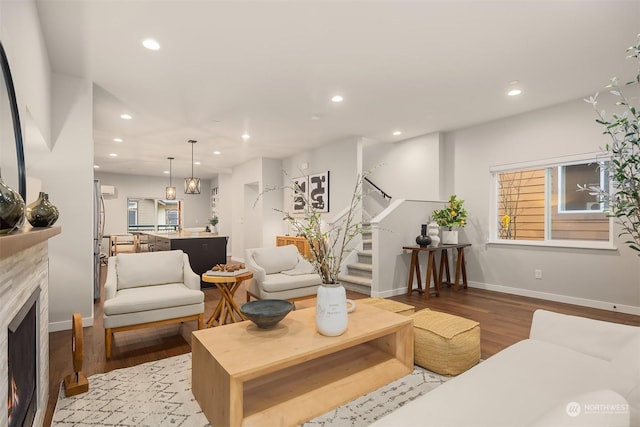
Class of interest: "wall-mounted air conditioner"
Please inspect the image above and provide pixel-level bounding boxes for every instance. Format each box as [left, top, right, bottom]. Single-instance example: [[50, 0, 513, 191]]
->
[[101, 185, 115, 196]]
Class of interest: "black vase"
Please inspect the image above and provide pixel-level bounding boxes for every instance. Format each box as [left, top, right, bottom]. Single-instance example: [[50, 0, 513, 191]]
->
[[26, 192, 59, 227], [415, 224, 432, 247], [0, 175, 25, 234]]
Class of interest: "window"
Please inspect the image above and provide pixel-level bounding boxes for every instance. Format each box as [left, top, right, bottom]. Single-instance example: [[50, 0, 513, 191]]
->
[[491, 154, 612, 248], [127, 200, 138, 229]]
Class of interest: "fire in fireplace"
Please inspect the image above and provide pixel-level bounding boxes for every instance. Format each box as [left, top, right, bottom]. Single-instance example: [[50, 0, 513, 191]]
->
[[7, 289, 39, 427]]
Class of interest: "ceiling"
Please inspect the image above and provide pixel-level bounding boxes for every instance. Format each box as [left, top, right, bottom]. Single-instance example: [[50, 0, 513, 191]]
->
[[35, 0, 640, 180]]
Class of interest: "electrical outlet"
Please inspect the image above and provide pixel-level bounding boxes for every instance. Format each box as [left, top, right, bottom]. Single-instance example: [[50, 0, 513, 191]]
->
[[535, 269, 542, 279]]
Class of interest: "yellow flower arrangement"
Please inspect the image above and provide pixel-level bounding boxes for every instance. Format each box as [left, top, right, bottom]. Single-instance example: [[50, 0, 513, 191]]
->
[[432, 195, 468, 229]]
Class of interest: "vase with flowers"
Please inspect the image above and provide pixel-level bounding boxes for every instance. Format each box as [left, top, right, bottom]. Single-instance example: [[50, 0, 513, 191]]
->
[[432, 195, 468, 244], [261, 172, 369, 336]]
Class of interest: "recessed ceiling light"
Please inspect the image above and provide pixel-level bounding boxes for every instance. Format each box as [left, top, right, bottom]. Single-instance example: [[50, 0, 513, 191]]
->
[[311, 115, 321, 121], [241, 133, 251, 140], [142, 38, 161, 51], [93, 165, 100, 169], [331, 95, 344, 103], [507, 89, 522, 97], [163, 170, 169, 174], [113, 137, 123, 142], [120, 114, 132, 120], [109, 153, 118, 157], [213, 151, 221, 155], [194, 161, 201, 165], [392, 130, 402, 136]]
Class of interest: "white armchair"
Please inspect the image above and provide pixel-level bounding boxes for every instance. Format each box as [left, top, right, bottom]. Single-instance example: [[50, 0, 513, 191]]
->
[[245, 245, 322, 302], [103, 249, 204, 358]]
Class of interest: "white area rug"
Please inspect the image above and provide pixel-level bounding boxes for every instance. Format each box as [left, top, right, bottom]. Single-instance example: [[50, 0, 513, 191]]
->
[[52, 353, 449, 426]]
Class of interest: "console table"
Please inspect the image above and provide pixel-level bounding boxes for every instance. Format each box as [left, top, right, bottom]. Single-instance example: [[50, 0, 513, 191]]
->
[[403, 243, 471, 298]]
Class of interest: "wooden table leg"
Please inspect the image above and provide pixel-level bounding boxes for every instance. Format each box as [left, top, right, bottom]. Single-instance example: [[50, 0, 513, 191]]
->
[[407, 251, 417, 295], [454, 247, 468, 291], [424, 251, 439, 299], [207, 297, 224, 327], [439, 248, 452, 287], [414, 252, 423, 295]]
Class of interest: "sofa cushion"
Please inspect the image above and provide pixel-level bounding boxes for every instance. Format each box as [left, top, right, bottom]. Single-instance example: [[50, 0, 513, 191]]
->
[[371, 339, 617, 427], [609, 334, 640, 426], [116, 250, 185, 289], [261, 272, 322, 293], [528, 389, 630, 427], [103, 283, 204, 316], [530, 309, 639, 361], [251, 245, 299, 274]]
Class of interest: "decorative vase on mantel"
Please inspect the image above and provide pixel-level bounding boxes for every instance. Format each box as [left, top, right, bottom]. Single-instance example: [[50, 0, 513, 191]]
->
[[427, 221, 440, 247], [415, 224, 432, 247], [316, 283, 356, 337], [0, 173, 26, 234], [26, 192, 59, 228]]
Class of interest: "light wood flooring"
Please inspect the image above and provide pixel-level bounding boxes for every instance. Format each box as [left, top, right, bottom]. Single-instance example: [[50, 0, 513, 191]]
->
[[44, 265, 640, 426]]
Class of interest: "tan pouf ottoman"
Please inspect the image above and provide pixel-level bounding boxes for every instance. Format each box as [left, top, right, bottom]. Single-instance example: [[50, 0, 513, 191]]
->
[[410, 309, 480, 376], [359, 297, 415, 315]]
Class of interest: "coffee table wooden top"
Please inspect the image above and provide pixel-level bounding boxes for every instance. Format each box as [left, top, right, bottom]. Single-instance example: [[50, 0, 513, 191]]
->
[[192, 303, 411, 380]]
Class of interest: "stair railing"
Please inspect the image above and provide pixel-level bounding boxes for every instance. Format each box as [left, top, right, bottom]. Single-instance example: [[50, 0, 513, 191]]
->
[[364, 177, 391, 200]]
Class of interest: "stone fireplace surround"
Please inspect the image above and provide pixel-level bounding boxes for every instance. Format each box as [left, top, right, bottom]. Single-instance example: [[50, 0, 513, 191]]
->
[[1, 227, 60, 427]]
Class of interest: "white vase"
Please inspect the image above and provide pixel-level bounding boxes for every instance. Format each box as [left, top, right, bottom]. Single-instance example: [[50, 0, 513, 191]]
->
[[427, 222, 440, 247], [442, 229, 458, 245], [316, 283, 356, 336]]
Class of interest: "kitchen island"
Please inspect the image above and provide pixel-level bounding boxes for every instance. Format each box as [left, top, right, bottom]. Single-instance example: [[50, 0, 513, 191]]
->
[[143, 231, 228, 284]]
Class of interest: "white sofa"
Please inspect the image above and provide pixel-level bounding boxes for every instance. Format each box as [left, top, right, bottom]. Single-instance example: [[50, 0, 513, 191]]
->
[[372, 309, 640, 427], [103, 250, 204, 358], [245, 245, 322, 301]]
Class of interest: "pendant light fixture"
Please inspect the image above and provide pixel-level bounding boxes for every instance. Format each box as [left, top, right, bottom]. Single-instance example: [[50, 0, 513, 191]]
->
[[184, 139, 201, 194], [165, 157, 176, 200]]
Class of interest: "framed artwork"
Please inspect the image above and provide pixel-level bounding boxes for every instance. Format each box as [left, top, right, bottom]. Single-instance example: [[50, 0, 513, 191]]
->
[[309, 171, 330, 213], [292, 176, 308, 213]]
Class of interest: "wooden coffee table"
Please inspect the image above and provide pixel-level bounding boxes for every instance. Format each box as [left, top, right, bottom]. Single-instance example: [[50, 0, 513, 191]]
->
[[191, 303, 414, 427]]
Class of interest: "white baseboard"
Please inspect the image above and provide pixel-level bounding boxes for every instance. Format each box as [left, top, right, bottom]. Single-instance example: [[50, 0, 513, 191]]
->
[[48, 315, 94, 332], [371, 287, 411, 298], [372, 282, 640, 316], [468, 281, 640, 316]]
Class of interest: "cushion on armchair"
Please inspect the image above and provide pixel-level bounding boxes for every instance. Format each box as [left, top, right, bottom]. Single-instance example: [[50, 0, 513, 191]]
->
[[115, 250, 185, 289], [251, 245, 300, 274]]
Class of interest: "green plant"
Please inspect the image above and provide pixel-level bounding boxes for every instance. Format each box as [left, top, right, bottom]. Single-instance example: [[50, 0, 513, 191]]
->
[[261, 172, 370, 284], [432, 195, 467, 229], [585, 35, 640, 253], [209, 216, 219, 227]]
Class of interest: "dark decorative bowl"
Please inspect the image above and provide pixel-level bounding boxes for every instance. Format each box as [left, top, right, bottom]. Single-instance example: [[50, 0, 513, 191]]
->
[[241, 299, 294, 329]]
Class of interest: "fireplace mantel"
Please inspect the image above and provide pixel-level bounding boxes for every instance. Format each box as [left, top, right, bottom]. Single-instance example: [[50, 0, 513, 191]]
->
[[0, 226, 61, 260], [1, 226, 60, 427]]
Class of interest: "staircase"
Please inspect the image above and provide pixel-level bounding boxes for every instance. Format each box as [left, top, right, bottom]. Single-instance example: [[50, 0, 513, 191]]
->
[[338, 226, 373, 295]]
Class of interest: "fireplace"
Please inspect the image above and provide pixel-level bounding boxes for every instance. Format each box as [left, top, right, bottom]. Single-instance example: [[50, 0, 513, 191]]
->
[[7, 289, 39, 427]]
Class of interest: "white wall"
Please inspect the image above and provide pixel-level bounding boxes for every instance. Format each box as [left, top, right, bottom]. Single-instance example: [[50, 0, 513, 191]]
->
[[364, 132, 442, 200], [2, 1, 97, 330], [445, 97, 640, 314], [95, 172, 213, 236], [282, 137, 360, 221], [230, 158, 260, 260], [28, 73, 95, 330]]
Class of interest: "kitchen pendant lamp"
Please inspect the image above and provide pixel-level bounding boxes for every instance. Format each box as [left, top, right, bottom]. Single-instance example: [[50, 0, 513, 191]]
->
[[184, 139, 201, 194], [165, 157, 176, 200]]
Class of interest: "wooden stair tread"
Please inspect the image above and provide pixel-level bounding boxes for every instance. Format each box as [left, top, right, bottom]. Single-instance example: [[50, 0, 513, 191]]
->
[[338, 274, 372, 287]]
